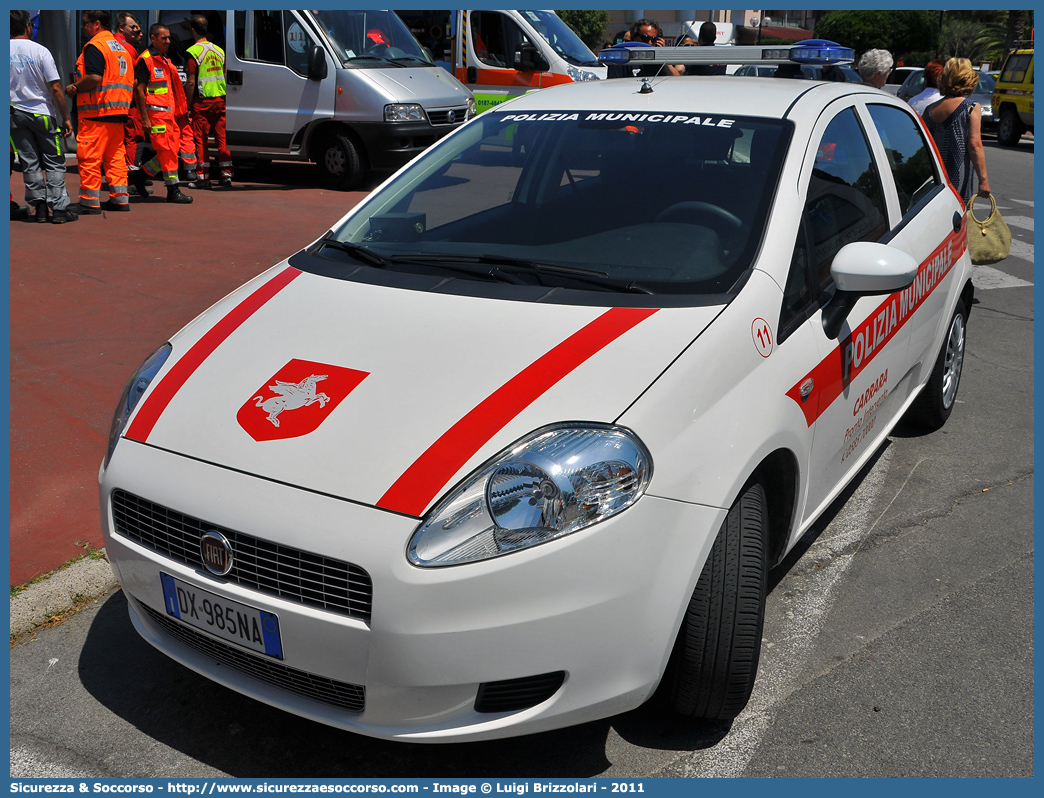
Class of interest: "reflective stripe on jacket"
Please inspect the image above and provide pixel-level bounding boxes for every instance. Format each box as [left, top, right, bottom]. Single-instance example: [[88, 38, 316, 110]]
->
[[75, 31, 134, 117]]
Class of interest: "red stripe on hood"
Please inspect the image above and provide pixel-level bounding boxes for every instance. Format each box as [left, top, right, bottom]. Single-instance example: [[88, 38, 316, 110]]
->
[[126, 267, 302, 443], [377, 307, 659, 517]]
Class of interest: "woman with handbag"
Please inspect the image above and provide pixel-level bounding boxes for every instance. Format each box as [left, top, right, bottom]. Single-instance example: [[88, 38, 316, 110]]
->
[[921, 57, 991, 206]]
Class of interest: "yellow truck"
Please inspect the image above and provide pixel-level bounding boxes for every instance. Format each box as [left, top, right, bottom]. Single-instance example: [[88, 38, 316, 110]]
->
[[993, 40, 1034, 146]]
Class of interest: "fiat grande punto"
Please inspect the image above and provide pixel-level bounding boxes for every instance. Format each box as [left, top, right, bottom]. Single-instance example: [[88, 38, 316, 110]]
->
[[100, 44, 973, 742]]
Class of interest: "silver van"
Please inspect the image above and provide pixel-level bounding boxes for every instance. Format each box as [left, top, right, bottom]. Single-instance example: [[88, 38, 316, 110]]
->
[[153, 10, 475, 189]]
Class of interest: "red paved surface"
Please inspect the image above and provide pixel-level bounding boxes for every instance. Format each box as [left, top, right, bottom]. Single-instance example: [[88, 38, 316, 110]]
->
[[9, 163, 370, 586]]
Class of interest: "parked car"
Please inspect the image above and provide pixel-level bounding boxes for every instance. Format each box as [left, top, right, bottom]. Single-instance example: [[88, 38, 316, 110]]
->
[[883, 65, 919, 95], [101, 43, 972, 742]]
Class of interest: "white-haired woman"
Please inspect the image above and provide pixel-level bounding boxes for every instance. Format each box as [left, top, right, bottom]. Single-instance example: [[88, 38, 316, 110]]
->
[[857, 49, 894, 88]]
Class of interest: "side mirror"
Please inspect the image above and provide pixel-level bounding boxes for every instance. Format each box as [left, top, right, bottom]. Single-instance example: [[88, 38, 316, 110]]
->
[[308, 45, 328, 81], [822, 242, 918, 339], [515, 43, 549, 72]]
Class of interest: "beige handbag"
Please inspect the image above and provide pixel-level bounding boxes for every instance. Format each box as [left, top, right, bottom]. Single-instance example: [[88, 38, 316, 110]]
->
[[967, 194, 1012, 265]]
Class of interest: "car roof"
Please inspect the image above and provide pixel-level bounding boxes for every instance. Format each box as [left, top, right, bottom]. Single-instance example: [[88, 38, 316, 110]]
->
[[496, 76, 886, 120]]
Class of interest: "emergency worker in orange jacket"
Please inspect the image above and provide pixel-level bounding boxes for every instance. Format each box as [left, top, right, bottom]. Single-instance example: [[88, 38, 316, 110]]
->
[[129, 23, 192, 203], [64, 10, 134, 213]]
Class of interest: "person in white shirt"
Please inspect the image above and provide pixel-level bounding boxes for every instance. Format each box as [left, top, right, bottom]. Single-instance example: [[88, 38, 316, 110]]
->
[[10, 8, 77, 223], [909, 59, 945, 116]]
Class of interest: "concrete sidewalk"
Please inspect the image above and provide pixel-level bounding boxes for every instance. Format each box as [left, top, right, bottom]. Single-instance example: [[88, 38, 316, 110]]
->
[[10, 553, 119, 638]]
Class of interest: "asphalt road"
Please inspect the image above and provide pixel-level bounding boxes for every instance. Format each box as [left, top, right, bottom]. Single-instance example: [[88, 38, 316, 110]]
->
[[9, 137, 1034, 778]]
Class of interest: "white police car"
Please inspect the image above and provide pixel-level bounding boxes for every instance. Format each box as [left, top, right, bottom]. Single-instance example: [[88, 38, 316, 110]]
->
[[100, 42, 973, 742]]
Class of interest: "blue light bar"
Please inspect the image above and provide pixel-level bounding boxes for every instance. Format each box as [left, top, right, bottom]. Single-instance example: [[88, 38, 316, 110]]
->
[[597, 42, 656, 65], [789, 39, 855, 65]]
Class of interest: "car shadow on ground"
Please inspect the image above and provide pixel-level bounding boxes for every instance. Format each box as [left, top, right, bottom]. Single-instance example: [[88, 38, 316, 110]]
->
[[78, 591, 732, 777]]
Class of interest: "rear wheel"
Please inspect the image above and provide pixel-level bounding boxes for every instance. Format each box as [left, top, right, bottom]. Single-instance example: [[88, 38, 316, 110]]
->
[[317, 133, 363, 190], [668, 481, 767, 721], [909, 299, 967, 430], [997, 107, 1024, 147]]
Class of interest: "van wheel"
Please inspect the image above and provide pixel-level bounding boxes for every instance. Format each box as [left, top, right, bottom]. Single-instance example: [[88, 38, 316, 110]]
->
[[909, 299, 967, 430], [317, 134, 362, 190], [997, 107, 1023, 147], [667, 481, 767, 721]]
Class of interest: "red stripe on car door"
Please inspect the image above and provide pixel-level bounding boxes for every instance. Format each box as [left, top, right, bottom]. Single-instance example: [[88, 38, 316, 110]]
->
[[377, 307, 659, 517], [125, 267, 302, 443]]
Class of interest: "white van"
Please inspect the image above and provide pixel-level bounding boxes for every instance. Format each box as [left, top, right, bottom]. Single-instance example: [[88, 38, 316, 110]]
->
[[399, 10, 606, 114], [166, 10, 476, 189]]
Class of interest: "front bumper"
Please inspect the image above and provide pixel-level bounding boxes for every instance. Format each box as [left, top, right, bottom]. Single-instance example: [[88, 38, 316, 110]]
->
[[100, 439, 725, 742], [351, 119, 465, 170]]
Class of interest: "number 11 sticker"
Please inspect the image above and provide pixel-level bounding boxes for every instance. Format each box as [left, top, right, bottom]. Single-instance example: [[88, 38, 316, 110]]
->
[[752, 318, 773, 357]]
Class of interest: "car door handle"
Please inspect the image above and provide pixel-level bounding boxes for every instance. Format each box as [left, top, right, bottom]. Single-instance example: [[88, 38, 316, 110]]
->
[[953, 211, 963, 233], [227, 70, 243, 86]]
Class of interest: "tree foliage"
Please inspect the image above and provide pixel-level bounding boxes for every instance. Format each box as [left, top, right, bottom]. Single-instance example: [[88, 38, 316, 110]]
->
[[555, 9, 611, 50], [816, 10, 937, 61]]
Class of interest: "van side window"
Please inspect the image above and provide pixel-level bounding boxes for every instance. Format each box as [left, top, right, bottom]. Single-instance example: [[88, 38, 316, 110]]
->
[[470, 11, 531, 69], [282, 11, 315, 77], [867, 104, 940, 217], [241, 11, 283, 65]]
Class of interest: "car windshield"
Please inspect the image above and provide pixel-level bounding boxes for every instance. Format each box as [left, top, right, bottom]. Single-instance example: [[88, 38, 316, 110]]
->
[[312, 9, 431, 65], [327, 110, 790, 296], [521, 10, 600, 67], [975, 72, 996, 94]]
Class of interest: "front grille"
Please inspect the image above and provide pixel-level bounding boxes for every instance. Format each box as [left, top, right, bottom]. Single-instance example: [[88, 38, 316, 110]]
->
[[138, 601, 365, 712], [475, 672, 565, 713], [428, 107, 468, 126], [112, 490, 372, 622]]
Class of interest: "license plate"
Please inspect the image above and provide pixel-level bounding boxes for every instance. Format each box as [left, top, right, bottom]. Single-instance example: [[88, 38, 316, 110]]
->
[[160, 573, 283, 659]]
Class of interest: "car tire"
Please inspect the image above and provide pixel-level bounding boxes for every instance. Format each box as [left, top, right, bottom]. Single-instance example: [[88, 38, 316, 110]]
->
[[909, 299, 967, 430], [667, 481, 767, 721], [997, 107, 1024, 147], [317, 133, 362, 191]]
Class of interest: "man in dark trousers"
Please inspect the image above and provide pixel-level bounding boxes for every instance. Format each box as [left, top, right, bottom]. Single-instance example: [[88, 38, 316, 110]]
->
[[10, 8, 78, 222]]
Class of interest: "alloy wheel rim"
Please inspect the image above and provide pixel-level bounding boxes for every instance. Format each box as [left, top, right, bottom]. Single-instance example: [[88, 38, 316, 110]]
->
[[942, 314, 965, 409]]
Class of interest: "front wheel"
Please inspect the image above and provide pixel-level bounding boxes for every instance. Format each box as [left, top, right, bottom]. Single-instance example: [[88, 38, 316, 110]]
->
[[909, 298, 967, 430], [667, 481, 767, 721], [997, 107, 1024, 147], [316, 133, 363, 190]]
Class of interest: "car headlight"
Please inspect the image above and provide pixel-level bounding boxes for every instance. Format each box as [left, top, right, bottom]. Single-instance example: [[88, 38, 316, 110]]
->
[[566, 65, 601, 82], [104, 343, 171, 467], [407, 424, 652, 567], [385, 103, 426, 123], [466, 96, 476, 119]]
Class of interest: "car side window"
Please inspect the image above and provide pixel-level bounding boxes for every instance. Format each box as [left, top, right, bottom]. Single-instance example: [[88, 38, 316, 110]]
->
[[471, 11, 531, 69], [804, 108, 888, 292], [867, 104, 940, 217], [779, 107, 888, 339]]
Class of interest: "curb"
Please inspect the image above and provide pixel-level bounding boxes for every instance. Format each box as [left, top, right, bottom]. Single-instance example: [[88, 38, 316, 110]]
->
[[10, 554, 120, 638]]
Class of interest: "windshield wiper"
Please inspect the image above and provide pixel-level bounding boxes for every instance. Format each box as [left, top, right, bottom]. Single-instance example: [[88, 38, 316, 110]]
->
[[391, 253, 655, 294], [388, 55, 433, 66], [319, 239, 389, 267], [343, 55, 405, 66]]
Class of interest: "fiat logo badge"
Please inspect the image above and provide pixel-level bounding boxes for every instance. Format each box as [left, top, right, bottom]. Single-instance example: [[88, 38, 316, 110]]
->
[[200, 531, 234, 576]]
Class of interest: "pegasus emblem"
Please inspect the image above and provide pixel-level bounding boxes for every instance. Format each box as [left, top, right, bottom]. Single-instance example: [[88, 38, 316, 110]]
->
[[253, 374, 330, 427]]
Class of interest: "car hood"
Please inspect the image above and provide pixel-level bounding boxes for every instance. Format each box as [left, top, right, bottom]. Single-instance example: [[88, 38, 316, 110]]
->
[[347, 64, 473, 108], [123, 265, 723, 516]]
